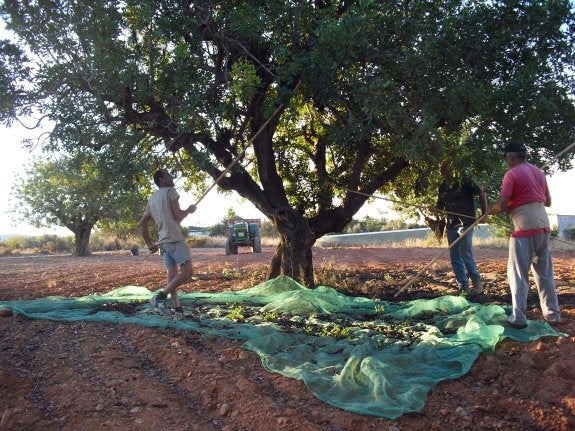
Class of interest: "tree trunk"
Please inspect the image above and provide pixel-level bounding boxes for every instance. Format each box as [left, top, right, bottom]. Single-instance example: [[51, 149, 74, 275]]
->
[[74, 226, 93, 256], [268, 209, 316, 287], [424, 216, 446, 243]]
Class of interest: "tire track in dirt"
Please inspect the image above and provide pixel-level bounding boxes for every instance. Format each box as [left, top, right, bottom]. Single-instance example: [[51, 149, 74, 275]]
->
[[1, 248, 575, 430]]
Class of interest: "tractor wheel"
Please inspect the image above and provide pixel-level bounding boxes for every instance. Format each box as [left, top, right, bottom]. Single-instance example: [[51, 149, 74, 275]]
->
[[225, 238, 232, 256], [252, 236, 262, 253], [232, 244, 239, 254]]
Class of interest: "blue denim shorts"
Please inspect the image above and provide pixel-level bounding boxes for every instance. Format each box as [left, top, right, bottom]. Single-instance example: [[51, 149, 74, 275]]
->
[[159, 242, 192, 269]]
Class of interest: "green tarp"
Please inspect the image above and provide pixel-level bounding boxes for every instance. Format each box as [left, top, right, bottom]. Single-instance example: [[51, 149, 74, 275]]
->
[[0, 275, 564, 419]]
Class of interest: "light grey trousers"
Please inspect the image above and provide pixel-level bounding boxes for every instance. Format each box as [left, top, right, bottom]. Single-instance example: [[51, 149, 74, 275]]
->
[[507, 233, 561, 325]]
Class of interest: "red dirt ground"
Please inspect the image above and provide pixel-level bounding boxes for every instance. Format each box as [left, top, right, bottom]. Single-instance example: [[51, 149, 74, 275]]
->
[[1, 246, 574, 431]]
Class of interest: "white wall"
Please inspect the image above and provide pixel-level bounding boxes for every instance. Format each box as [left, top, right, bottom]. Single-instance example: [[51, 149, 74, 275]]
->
[[548, 214, 575, 239]]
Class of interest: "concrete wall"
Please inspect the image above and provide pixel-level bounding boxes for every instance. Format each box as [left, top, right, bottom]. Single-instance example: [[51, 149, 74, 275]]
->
[[316, 225, 496, 247], [316, 223, 575, 251]]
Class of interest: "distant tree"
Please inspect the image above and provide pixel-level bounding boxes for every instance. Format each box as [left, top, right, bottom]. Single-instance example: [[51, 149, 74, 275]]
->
[[488, 214, 515, 239], [208, 208, 241, 237], [260, 220, 280, 239], [344, 216, 384, 233], [564, 227, 575, 242], [344, 216, 420, 234], [12, 149, 151, 256], [207, 222, 226, 238]]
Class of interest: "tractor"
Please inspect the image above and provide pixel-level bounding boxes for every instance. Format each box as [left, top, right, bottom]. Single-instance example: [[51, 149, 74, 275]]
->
[[225, 219, 262, 255]]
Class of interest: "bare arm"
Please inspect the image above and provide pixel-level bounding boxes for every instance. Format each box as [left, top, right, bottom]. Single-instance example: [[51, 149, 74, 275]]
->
[[545, 187, 552, 207], [170, 198, 196, 223], [478, 189, 488, 215], [139, 213, 159, 253], [478, 194, 510, 224], [487, 195, 510, 216]]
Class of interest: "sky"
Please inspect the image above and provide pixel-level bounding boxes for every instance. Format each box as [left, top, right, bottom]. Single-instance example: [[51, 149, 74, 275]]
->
[[1, 120, 573, 237]]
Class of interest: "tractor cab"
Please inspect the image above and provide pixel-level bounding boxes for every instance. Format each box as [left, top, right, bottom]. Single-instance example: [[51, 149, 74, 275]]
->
[[224, 218, 262, 255]]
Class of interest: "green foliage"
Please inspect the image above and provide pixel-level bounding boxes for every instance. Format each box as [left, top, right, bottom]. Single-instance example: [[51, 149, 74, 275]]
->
[[303, 322, 352, 339], [488, 214, 514, 239], [374, 305, 386, 314], [89, 232, 143, 252], [563, 227, 575, 241], [0, 232, 145, 255], [225, 305, 246, 322], [262, 311, 280, 322], [319, 324, 352, 340], [208, 222, 226, 237], [222, 268, 242, 278], [0, 39, 30, 123], [11, 147, 152, 255]]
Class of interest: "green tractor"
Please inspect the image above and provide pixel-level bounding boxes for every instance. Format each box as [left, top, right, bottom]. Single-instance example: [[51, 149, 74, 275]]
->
[[225, 219, 262, 255]]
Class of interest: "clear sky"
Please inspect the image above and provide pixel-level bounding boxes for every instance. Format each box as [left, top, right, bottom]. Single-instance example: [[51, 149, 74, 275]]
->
[[1, 122, 573, 237]]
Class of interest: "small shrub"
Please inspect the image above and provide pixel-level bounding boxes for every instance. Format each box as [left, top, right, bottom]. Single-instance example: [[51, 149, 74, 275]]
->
[[0, 234, 74, 254], [187, 236, 208, 248], [563, 227, 575, 241], [225, 305, 245, 321]]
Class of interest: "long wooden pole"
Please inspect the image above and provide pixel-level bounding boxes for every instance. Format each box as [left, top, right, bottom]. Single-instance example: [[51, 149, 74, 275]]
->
[[192, 85, 298, 207], [142, 81, 301, 261], [393, 217, 483, 297], [395, 140, 575, 296], [326, 181, 474, 220]]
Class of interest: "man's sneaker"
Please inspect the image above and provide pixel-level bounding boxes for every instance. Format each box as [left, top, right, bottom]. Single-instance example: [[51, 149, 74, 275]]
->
[[545, 317, 562, 327], [173, 310, 185, 321], [471, 279, 484, 294], [149, 294, 171, 317]]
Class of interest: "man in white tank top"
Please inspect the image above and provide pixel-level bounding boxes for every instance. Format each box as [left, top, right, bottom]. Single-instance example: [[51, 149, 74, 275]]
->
[[139, 169, 197, 320]]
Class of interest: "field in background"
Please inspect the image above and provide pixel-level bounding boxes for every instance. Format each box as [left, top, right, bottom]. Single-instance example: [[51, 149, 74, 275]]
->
[[188, 232, 510, 250], [4, 228, 575, 256]]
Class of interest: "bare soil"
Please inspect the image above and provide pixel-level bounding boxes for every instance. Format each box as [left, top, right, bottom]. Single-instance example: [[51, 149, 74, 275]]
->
[[1, 246, 574, 431]]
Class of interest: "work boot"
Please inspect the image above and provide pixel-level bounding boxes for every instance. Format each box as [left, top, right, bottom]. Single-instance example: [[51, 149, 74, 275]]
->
[[545, 316, 561, 326], [471, 279, 484, 294], [502, 320, 528, 329]]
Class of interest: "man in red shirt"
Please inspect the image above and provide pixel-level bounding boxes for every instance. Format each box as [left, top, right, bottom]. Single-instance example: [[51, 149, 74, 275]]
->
[[480, 142, 561, 329], [483, 142, 561, 329]]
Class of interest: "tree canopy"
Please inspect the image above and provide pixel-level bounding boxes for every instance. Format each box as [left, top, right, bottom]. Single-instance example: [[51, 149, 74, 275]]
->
[[2, 0, 575, 284], [12, 147, 152, 255]]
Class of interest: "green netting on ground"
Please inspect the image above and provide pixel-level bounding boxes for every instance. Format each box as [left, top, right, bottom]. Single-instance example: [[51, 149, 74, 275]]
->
[[0, 275, 564, 419]]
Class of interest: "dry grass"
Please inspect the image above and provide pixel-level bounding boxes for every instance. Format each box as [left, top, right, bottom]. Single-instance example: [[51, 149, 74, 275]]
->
[[189, 234, 510, 250], [315, 235, 509, 250]]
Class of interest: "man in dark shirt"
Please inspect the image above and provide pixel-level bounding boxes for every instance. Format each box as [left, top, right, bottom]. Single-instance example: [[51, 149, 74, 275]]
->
[[433, 163, 487, 295]]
